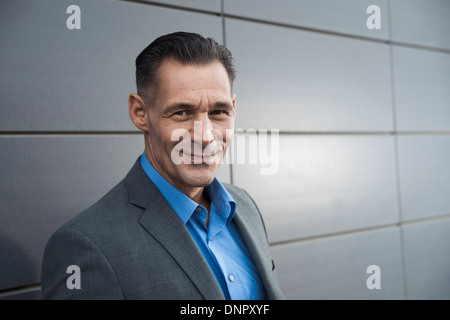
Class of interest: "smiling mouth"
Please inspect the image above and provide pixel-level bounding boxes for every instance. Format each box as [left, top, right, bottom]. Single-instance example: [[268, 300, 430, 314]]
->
[[181, 151, 222, 164]]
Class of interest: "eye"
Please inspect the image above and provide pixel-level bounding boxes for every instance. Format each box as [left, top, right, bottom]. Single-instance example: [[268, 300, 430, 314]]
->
[[210, 110, 229, 116], [172, 110, 188, 117]]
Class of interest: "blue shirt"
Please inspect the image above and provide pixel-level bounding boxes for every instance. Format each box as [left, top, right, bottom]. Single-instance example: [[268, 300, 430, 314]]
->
[[140, 153, 267, 300]]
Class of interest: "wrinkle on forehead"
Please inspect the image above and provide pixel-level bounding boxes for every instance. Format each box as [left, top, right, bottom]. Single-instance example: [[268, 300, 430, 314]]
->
[[155, 59, 233, 110]]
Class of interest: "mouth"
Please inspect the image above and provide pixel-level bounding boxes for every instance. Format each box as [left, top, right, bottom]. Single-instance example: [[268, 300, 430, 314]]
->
[[171, 140, 224, 165], [181, 150, 222, 164]]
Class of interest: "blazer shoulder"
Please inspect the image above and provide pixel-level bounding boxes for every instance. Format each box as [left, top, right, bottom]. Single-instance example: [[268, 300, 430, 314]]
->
[[223, 183, 261, 213], [55, 177, 134, 239], [223, 183, 268, 236], [223, 182, 251, 200]]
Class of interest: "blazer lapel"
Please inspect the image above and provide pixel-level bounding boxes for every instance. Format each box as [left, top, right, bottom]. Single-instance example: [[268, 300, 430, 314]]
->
[[230, 188, 284, 300], [233, 210, 275, 298], [125, 159, 224, 300]]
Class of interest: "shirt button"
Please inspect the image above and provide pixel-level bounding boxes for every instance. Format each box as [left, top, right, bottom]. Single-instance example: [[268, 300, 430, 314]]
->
[[195, 207, 202, 213], [228, 274, 235, 282]]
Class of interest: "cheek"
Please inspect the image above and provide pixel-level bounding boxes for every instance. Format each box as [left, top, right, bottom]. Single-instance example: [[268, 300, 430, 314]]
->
[[149, 124, 177, 154], [215, 125, 234, 148], [162, 131, 180, 155]]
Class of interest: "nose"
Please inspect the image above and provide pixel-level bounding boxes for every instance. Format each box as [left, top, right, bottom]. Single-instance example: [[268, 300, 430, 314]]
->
[[193, 115, 214, 147]]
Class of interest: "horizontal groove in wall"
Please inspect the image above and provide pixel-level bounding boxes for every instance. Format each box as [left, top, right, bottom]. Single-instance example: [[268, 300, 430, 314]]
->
[[0, 131, 143, 136], [250, 131, 450, 135], [120, 0, 222, 16], [1, 131, 450, 137], [0, 284, 41, 298], [392, 131, 450, 135], [269, 213, 450, 248]]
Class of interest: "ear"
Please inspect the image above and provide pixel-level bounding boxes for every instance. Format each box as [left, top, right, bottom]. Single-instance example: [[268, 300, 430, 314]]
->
[[128, 93, 149, 132], [231, 93, 237, 118]]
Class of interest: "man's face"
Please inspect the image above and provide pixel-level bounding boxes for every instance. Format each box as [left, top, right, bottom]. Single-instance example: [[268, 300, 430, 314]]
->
[[144, 59, 236, 193]]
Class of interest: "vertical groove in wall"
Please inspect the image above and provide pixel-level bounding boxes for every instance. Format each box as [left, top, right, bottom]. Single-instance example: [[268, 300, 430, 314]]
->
[[221, 0, 234, 185], [221, 0, 226, 47], [387, 0, 408, 300]]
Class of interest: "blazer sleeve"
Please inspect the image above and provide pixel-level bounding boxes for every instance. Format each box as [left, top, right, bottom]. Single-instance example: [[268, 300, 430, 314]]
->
[[41, 226, 124, 300]]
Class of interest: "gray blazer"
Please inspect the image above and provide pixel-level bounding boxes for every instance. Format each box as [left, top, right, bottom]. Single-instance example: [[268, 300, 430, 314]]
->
[[41, 158, 285, 300]]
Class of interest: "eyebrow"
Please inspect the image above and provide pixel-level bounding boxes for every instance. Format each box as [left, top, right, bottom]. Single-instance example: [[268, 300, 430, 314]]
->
[[163, 101, 233, 115], [163, 103, 196, 115]]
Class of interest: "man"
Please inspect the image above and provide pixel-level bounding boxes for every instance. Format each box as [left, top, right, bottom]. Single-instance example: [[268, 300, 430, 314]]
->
[[41, 32, 284, 300]]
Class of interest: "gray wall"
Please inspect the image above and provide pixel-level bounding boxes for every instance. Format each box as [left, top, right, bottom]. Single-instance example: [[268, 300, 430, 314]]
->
[[0, 0, 449, 299]]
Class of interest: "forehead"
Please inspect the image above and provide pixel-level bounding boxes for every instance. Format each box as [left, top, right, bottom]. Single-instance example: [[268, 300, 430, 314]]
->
[[156, 59, 232, 103]]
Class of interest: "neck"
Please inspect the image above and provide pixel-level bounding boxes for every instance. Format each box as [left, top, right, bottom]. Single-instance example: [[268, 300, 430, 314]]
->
[[193, 188, 210, 210], [190, 187, 205, 204]]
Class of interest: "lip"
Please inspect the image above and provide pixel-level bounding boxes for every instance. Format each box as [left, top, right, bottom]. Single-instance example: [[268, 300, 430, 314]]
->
[[186, 154, 218, 160], [187, 154, 207, 157], [181, 151, 222, 164], [182, 150, 222, 157]]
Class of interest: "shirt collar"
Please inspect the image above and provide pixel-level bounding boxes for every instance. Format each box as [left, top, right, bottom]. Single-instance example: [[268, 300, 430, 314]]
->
[[139, 152, 236, 225]]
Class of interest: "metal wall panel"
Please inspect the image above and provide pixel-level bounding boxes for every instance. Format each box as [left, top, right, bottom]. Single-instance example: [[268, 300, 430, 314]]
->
[[232, 134, 399, 243], [397, 135, 450, 222], [390, 0, 450, 50], [224, 0, 389, 40], [0, 0, 222, 131], [393, 46, 450, 132], [226, 18, 393, 132], [271, 227, 404, 299], [403, 218, 450, 299], [0, 135, 143, 290]]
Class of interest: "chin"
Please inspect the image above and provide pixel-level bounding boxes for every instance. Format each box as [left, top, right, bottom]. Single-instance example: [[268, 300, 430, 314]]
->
[[181, 164, 217, 187]]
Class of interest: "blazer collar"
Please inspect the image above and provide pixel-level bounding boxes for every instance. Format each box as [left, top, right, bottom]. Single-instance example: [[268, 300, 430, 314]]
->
[[124, 158, 225, 300]]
